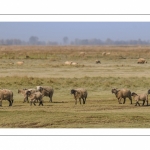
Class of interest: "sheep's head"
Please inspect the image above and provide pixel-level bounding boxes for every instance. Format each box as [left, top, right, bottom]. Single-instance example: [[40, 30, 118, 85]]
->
[[26, 90, 31, 96], [148, 89, 150, 94], [111, 88, 118, 94], [131, 92, 138, 96], [71, 89, 76, 94]]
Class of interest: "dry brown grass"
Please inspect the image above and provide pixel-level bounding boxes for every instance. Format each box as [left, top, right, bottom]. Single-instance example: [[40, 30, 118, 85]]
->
[[0, 45, 150, 128]]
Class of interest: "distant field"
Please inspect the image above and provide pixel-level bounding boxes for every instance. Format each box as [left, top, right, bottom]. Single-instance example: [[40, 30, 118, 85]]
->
[[1, 45, 150, 128]]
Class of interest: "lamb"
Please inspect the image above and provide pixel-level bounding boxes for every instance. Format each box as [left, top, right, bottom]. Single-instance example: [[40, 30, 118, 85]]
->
[[71, 88, 87, 105], [25, 90, 43, 106], [131, 90, 150, 106]]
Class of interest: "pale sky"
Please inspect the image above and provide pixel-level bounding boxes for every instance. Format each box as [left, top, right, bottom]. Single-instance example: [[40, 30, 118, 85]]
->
[[0, 22, 150, 43]]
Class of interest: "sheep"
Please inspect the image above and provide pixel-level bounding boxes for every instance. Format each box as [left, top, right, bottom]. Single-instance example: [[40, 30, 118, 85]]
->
[[102, 52, 106, 56], [65, 61, 73, 65], [25, 90, 43, 106], [131, 92, 149, 106], [95, 60, 101, 64], [16, 61, 24, 65], [111, 88, 132, 104], [137, 58, 147, 64], [0, 89, 14, 106], [106, 52, 110, 55], [71, 88, 87, 105], [79, 52, 85, 56], [36, 86, 54, 102], [72, 62, 78, 65], [18, 88, 38, 103]]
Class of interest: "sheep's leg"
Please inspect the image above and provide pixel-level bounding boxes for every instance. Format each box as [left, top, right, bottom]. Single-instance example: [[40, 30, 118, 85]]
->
[[138, 102, 140, 106], [75, 99, 77, 105], [0, 100, 2, 106], [79, 98, 81, 104], [142, 100, 145, 106], [146, 100, 148, 106], [39, 100, 43, 106], [33, 100, 36, 106], [118, 98, 122, 104], [83, 98, 85, 104], [30, 101, 32, 106], [123, 98, 126, 104], [129, 97, 132, 104], [49, 94, 52, 102], [8, 100, 12, 106]]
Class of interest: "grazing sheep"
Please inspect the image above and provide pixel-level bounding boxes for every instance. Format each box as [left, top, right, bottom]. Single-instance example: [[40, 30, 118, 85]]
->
[[25, 91, 43, 106], [72, 62, 78, 65], [131, 92, 150, 106], [79, 52, 86, 56], [112, 88, 132, 104], [0, 89, 14, 106], [65, 61, 73, 65], [95, 60, 101, 64], [137, 58, 147, 64], [106, 52, 110, 55], [102, 52, 106, 56], [16, 61, 24, 65], [71, 88, 87, 105], [36, 86, 54, 102]]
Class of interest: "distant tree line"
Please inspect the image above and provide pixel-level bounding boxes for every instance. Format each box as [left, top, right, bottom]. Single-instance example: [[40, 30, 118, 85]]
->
[[0, 36, 150, 46]]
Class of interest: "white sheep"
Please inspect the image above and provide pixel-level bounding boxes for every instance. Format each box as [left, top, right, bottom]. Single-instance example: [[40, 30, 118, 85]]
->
[[16, 61, 24, 65], [65, 61, 73, 65]]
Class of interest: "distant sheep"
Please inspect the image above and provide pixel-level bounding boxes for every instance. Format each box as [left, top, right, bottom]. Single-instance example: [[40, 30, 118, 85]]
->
[[79, 52, 86, 56], [131, 92, 149, 106], [16, 61, 24, 65], [102, 52, 106, 56], [137, 58, 147, 64], [72, 62, 78, 65], [95, 60, 101, 64], [106, 52, 110, 55], [65, 61, 73, 65], [71, 88, 87, 104]]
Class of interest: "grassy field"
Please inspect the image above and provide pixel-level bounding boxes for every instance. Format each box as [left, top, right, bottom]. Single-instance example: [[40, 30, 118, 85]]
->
[[1, 45, 150, 128]]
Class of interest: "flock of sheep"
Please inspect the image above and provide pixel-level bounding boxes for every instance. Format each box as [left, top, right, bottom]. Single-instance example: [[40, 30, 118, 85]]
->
[[1, 85, 150, 107], [0, 86, 88, 106]]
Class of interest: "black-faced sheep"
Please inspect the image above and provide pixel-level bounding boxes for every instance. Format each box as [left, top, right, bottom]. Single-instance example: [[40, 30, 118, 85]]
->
[[112, 88, 132, 104], [71, 88, 87, 105]]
